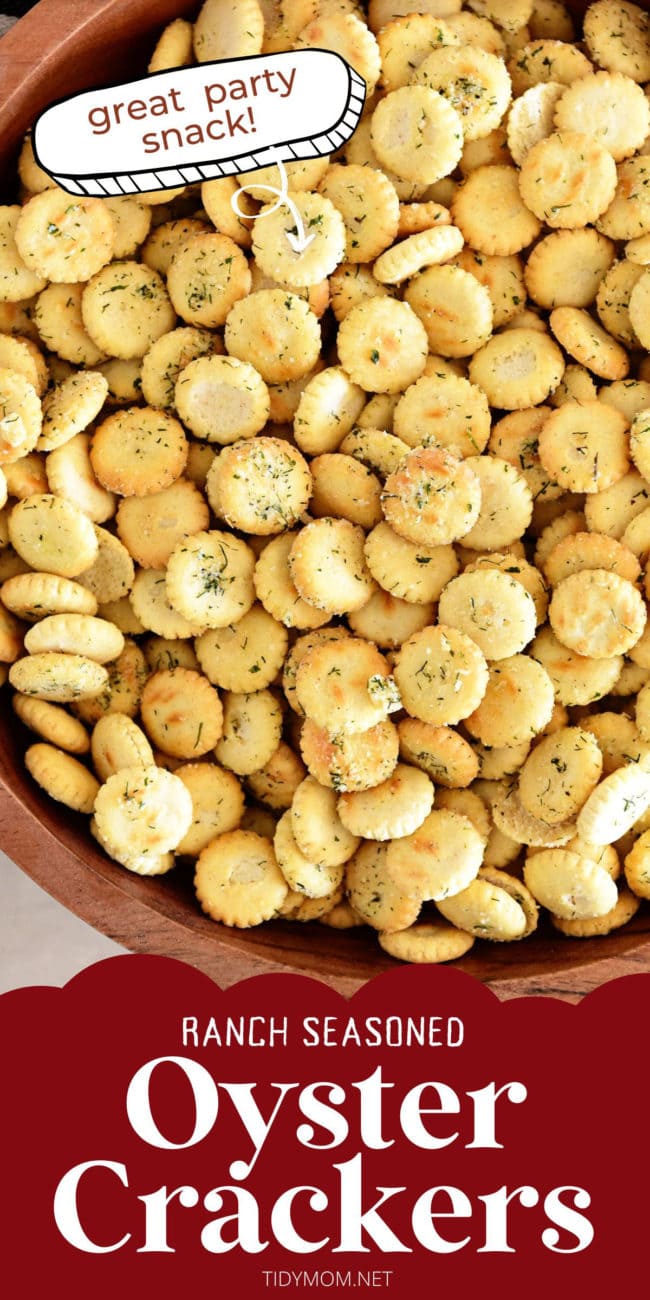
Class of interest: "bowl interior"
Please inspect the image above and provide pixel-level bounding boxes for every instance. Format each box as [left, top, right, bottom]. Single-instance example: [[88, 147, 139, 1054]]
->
[[1, 0, 648, 998]]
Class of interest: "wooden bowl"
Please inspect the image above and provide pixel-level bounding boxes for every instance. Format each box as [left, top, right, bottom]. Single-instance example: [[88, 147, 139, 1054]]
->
[[2, 0, 649, 1001]]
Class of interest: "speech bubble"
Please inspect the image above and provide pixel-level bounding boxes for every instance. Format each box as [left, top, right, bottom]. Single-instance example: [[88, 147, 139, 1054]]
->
[[32, 50, 366, 198]]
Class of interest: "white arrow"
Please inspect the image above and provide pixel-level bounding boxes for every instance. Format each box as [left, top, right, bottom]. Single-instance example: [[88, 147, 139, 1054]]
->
[[231, 149, 316, 255], [284, 201, 316, 254]]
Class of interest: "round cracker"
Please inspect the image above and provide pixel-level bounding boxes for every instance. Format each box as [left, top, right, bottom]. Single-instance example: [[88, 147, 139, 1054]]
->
[[554, 70, 650, 161], [15, 190, 114, 283], [370, 85, 463, 185], [468, 328, 565, 409], [346, 839, 421, 933], [584, 0, 650, 82], [337, 763, 435, 841], [24, 741, 99, 814], [519, 131, 618, 229], [288, 518, 376, 615], [299, 716, 399, 793], [436, 875, 529, 942], [206, 437, 311, 536], [337, 297, 428, 394], [464, 654, 555, 748], [12, 693, 90, 754], [274, 809, 345, 899], [82, 261, 175, 360], [405, 263, 494, 358], [364, 521, 458, 605], [23, 613, 124, 663], [215, 689, 283, 776], [393, 624, 489, 726], [9, 493, 98, 577], [398, 719, 479, 789], [438, 567, 537, 660], [530, 624, 623, 706], [195, 604, 288, 692], [245, 740, 306, 812], [90, 407, 187, 497], [175, 354, 269, 444], [90, 713, 154, 782], [538, 399, 630, 496], [192, 832, 287, 925], [296, 635, 398, 736], [525, 227, 616, 309], [9, 651, 109, 702], [386, 808, 484, 902], [453, 164, 541, 255], [0, 571, 97, 621], [524, 848, 619, 918], [379, 921, 475, 962], [551, 886, 640, 936], [459, 455, 532, 551], [381, 445, 482, 546], [225, 289, 321, 384], [193, 0, 264, 61], [393, 372, 491, 458], [252, 192, 346, 288], [319, 162, 400, 263], [518, 725, 603, 824], [577, 762, 650, 845], [413, 44, 511, 142], [140, 667, 223, 759], [549, 569, 646, 659], [165, 529, 255, 629], [291, 775, 359, 867], [253, 531, 331, 630]]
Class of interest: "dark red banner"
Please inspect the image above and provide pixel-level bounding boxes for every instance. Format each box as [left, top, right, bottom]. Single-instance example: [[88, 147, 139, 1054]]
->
[[1, 957, 643, 1296]]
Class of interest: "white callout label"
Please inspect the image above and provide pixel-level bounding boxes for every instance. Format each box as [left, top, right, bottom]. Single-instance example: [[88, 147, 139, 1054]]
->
[[32, 50, 365, 198]]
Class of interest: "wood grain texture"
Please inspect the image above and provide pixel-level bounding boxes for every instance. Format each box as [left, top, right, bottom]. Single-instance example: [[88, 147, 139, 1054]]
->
[[1, 0, 650, 1000], [0, 0, 198, 190]]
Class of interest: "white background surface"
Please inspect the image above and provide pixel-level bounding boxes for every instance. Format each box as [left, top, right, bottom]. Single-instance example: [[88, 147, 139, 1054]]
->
[[0, 847, 125, 994]]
